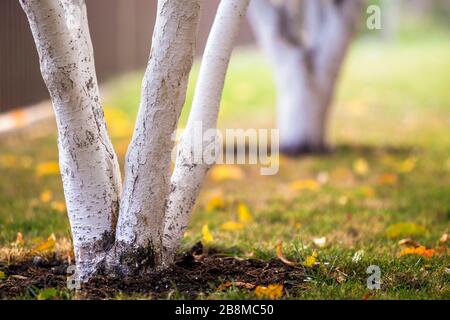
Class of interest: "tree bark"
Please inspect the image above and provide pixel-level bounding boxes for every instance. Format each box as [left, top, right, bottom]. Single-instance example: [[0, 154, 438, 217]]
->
[[112, 0, 202, 273], [248, 0, 362, 155], [20, 0, 122, 280], [162, 0, 251, 266]]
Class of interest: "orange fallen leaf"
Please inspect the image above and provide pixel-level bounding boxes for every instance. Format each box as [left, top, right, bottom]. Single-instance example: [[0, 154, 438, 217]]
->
[[377, 173, 398, 186], [276, 242, 297, 267], [254, 284, 283, 300], [399, 246, 436, 259], [39, 190, 53, 203]]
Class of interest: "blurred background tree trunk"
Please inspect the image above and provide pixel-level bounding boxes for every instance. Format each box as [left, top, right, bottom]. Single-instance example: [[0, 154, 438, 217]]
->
[[248, 0, 362, 155]]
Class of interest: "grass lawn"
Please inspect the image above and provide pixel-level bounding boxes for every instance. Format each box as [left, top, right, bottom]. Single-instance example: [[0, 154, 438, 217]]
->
[[0, 29, 449, 299]]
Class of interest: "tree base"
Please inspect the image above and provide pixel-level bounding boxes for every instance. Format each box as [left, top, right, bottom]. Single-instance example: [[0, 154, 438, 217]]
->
[[1, 243, 305, 299]]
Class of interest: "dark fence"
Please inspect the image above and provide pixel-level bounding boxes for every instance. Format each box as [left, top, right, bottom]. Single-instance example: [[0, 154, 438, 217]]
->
[[0, 0, 253, 113]]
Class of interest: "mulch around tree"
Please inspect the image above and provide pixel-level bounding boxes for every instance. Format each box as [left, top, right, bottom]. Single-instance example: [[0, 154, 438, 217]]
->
[[0, 243, 306, 299]]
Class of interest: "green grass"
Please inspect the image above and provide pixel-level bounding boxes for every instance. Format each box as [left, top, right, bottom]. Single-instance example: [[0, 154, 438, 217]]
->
[[0, 30, 449, 299]]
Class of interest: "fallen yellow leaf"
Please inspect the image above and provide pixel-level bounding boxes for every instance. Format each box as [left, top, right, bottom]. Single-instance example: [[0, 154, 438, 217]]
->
[[205, 192, 226, 212], [220, 221, 244, 231], [237, 203, 253, 223], [209, 165, 244, 182], [254, 284, 283, 300], [51, 201, 66, 213], [36, 161, 60, 177], [304, 251, 318, 267], [0, 271, 5, 280], [32, 233, 56, 253], [202, 225, 213, 245], [39, 190, 53, 203], [398, 157, 417, 173], [276, 242, 297, 266], [353, 158, 369, 176], [289, 179, 320, 191]]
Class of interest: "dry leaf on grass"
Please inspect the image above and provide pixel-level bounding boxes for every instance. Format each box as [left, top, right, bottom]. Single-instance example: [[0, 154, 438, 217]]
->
[[218, 281, 255, 291], [313, 237, 327, 248], [439, 233, 449, 245], [398, 238, 422, 248], [276, 242, 297, 267]]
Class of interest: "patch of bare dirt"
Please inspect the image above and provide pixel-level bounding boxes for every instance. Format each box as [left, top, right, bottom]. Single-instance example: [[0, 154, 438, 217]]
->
[[0, 243, 306, 299]]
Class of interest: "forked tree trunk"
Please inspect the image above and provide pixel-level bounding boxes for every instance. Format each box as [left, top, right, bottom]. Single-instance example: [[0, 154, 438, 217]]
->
[[248, 0, 362, 155], [20, 0, 122, 279], [162, 0, 251, 266], [22, 0, 250, 280]]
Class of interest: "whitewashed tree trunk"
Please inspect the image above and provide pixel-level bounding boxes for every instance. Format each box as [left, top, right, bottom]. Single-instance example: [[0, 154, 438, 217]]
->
[[248, 0, 362, 155], [112, 0, 203, 272], [162, 0, 251, 266], [22, 0, 251, 279], [20, 0, 122, 280]]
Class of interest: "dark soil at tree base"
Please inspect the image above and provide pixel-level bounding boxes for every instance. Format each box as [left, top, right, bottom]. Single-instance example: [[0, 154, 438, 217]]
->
[[0, 243, 306, 299]]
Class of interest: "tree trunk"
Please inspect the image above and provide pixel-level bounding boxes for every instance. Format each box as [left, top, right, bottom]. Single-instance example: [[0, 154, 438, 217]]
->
[[20, 0, 122, 280], [248, 0, 362, 155], [112, 0, 203, 273], [162, 0, 251, 266]]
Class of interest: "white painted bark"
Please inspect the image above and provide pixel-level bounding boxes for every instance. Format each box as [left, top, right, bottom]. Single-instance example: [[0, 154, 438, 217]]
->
[[113, 0, 202, 271], [20, 0, 121, 279], [248, 0, 362, 155], [162, 0, 251, 266]]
